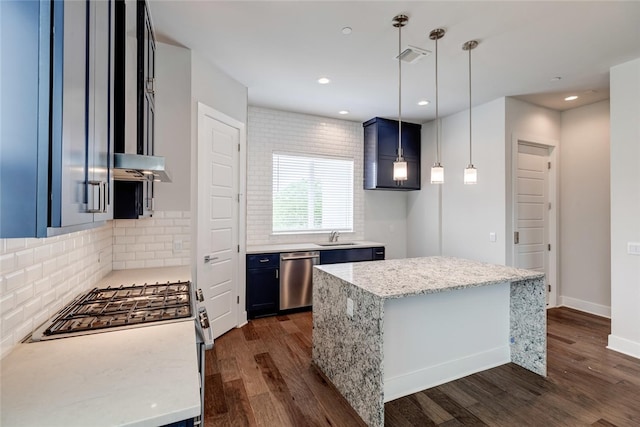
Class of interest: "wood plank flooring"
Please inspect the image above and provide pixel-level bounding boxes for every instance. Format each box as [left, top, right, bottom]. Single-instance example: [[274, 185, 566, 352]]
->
[[203, 307, 640, 426]]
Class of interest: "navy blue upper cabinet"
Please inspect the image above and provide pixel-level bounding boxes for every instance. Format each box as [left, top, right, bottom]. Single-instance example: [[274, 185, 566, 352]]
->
[[0, 0, 51, 237], [0, 0, 114, 238], [363, 117, 421, 191]]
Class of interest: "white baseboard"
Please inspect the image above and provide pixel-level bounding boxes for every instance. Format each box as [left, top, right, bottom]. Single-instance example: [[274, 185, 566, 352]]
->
[[558, 296, 611, 318], [607, 335, 640, 360], [383, 346, 509, 402]]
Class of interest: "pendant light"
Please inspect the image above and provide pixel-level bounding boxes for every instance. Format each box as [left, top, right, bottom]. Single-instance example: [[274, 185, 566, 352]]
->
[[392, 15, 408, 183], [463, 40, 478, 184], [429, 28, 446, 184]]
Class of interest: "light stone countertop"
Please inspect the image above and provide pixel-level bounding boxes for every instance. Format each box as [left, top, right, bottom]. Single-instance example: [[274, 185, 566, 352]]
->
[[247, 240, 385, 254], [0, 266, 199, 427], [315, 256, 544, 299], [97, 265, 191, 286]]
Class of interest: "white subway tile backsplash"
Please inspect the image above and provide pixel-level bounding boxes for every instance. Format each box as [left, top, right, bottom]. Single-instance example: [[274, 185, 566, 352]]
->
[[247, 107, 365, 245], [15, 285, 34, 306], [16, 250, 34, 269], [111, 211, 191, 270], [1, 212, 191, 359], [5, 270, 25, 292], [124, 260, 145, 269], [0, 223, 113, 358]]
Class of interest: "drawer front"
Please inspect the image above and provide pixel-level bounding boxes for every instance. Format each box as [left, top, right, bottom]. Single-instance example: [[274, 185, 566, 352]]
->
[[373, 247, 385, 260], [320, 248, 374, 265], [247, 253, 279, 269]]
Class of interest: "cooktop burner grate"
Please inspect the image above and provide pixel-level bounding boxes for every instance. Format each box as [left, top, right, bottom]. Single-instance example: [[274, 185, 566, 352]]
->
[[44, 281, 193, 336]]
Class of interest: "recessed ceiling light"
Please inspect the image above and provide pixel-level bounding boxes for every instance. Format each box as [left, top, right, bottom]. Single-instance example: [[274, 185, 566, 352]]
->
[[418, 99, 430, 106], [564, 95, 578, 101], [342, 27, 352, 35], [317, 77, 330, 84], [338, 110, 349, 115]]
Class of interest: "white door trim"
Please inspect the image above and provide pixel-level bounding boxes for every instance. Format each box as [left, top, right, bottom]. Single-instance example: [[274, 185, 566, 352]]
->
[[510, 133, 559, 307], [195, 102, 248, 328]]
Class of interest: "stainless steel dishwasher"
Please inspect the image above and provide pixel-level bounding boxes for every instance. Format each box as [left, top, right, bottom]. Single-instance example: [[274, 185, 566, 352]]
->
[[280, 251, 320, 310]]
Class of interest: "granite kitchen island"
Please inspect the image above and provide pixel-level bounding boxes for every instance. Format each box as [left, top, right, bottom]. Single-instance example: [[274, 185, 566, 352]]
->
[[312, 256, 546, 427]]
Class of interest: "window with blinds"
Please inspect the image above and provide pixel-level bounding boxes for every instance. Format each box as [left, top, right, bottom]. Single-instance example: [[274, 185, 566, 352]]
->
[[272, 153, 354, 233]]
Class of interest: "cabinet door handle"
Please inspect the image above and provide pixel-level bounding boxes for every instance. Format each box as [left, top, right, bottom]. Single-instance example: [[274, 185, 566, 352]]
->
[[275, 269, 279, 279], [87, 181, 106, 213], [101, 181, 107, 213], [146, 78, 155, 95]]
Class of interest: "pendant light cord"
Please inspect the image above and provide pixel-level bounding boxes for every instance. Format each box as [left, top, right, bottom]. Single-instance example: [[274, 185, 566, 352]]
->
[[435, 35, 440, 164], [468, 46, 472, 165], [398, 21, 402, 159]]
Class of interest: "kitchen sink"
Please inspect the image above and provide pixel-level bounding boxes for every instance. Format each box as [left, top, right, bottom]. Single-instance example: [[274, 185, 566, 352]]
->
[[315, 242, 358, 246]]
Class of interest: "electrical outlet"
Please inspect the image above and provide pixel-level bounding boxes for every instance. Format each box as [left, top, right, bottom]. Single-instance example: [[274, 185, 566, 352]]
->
[[489, 232, 497, 242], [346, 298, 354, 318], [173, 240, 183, 254]]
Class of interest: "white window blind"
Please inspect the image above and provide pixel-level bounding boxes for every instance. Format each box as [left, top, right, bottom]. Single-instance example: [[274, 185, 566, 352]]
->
[[272, 153, 354, 233]]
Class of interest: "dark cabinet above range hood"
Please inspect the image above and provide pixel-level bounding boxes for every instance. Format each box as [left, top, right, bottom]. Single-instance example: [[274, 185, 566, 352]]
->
[[113, 0, 162, 218]]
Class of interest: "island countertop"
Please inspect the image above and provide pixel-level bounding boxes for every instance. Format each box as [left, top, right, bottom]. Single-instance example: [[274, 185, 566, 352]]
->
[[315, 256, 544, 299]]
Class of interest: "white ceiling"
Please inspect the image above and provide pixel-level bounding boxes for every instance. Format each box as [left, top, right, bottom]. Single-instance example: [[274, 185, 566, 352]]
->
[[149, 1, 640, 124]]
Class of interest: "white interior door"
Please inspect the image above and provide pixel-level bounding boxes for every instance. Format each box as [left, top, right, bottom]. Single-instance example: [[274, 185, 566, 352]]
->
[[516, 143, 551, 304], [197, 105, 240, 339]]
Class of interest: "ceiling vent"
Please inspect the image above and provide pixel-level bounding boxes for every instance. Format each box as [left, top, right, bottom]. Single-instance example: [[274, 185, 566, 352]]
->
[[395, 45, 431, 64]]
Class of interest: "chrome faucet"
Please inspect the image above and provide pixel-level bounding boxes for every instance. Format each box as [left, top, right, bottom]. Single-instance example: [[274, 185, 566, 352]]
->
[[329, 231, 340, 242]]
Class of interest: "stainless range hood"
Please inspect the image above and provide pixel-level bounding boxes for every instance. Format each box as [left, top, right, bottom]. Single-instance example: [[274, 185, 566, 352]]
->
[[113, 153, 172, 182]]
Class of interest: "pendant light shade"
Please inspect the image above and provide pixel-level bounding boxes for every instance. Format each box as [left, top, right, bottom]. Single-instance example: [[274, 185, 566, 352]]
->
[[431, 163, 444, 184], [463, 40, 479, 185], [464, 165, 477, 184], [393, 160, 408, 181], [429, 28, 446, 184], [392, 15, 408, 183]]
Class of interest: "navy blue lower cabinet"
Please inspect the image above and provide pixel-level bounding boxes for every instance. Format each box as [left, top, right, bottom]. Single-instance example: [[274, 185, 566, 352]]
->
[[320, 247, 385, 264], [246, 254, 279, 319]]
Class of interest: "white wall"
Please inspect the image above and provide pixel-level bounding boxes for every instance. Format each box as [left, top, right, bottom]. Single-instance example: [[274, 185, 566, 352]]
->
[[364, 191, 407, 259], [0, 224, 113, 358], [246, 107, 407, 259], [190, 53, 247, 126], [407, 121, 440, 257], [559, 100, 611, 316], [407, 98, 507, 265], [441, 98, 507, 264], [154, 43, 191, 211], [608, 58, 640, 359]]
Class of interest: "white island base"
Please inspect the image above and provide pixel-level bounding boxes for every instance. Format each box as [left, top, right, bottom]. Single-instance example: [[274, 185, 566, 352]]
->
[[312, 257, 546, 427], [384, 282, 511, 401]]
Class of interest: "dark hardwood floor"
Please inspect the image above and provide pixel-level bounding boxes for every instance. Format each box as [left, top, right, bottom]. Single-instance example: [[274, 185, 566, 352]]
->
[[203, 307, 640, 426]]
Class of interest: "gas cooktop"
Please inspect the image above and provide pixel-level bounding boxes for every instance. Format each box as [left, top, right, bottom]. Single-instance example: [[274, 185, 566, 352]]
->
[[31, 281, 193, 341]]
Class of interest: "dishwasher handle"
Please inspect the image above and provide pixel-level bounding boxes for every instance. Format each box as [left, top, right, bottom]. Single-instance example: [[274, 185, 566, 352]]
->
[[280, 253, 320, 261]]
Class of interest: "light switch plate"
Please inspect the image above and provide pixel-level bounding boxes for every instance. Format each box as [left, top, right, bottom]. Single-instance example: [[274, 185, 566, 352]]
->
[[489, 232, 497, 242], [628, 242, 640, 255]]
